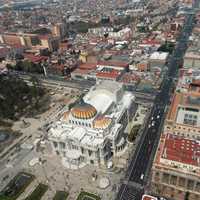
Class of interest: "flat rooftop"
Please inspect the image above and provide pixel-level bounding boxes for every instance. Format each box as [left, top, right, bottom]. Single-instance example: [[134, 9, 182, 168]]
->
[[167, 91, 200, 126], [161, 134, 200, 167], [142, 194, 158, 200]]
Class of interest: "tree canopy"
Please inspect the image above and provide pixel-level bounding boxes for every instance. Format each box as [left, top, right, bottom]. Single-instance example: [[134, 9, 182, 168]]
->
[[0, 75, 46, 120]]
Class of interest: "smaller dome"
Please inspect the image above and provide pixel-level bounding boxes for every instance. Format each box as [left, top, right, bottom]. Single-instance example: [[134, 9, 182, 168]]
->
[[93, 116, 112, 129], [62, 111, 70, 121], [71, 101, 97, 120]]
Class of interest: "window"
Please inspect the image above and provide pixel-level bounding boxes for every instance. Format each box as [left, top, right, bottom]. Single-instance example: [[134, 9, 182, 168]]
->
[[72, 145, 78, 150], [88, 150, 92, 156], [90, 160, 94, 164], [60, 142, 65, 149], [184, 113, 197, 126], [53, 141, 58, 148], [81, 147, 84, 154]]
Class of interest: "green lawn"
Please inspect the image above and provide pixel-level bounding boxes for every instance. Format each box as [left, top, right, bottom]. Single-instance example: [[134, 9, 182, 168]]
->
[[0, 196, 12, 200], [25, 184, 48, 200], [53, 191, 69, 200], [76, 191, 101, 200], [0, 172, 34, 200]]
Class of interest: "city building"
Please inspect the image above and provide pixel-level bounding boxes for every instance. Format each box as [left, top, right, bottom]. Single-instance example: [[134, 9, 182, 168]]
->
[[151, 67, 200, 200], [164, 88, 200, 140], [39, 35, 59, 52], [183, 51, 200, 69], [48, 80, 137, 169], [71, 61, 128, 81], [142, 194, 158, 200], [149, 52, 169, 71], [151, 133, 200, 200], [52, 23, 67, 39]]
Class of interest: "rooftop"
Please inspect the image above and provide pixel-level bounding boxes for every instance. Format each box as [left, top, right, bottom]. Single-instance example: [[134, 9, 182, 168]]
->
[[96, 69, 121, 79], [184, 51, 200, 60], [97, 60, 129, 68], [79, 63, 97, 70], [24, 54, 48, 63], [142, 195, 158, 200], [161, 133, 200, 167], [150, 52, 169, 60], [167, 91, 200, 125]]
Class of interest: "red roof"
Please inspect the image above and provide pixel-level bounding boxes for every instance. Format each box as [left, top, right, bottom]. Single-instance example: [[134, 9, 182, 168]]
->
[[141, 39, 161, 46], [24, 54, 48, 63], [97, 60, 128, 68], [162, 134, 200, 166], [79, 63, 97, 70], [96, 69, 121, 79], [120, 73, 140, 83], [73, 68, 92, 75], [142, 195, 157, 200]]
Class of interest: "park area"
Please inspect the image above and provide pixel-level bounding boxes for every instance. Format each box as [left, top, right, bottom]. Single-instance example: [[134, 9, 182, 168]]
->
[[76, 191, 101, 200], [0, 172, 34, 200], [53, 191, 69, 200], [25, 183, 48, 200]]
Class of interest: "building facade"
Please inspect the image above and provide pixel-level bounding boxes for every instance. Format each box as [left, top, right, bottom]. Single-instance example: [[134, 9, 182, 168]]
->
[[151, 77, 200, 200], [151, 133, 200, 200], [48, 81, 137, 169]]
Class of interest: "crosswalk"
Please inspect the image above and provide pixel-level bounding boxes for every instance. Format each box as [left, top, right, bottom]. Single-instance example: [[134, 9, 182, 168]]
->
[[116, 184, 143, 200]]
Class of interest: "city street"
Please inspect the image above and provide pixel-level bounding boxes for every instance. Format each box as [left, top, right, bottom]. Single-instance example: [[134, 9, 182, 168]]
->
[[115, 1, 199, 199]]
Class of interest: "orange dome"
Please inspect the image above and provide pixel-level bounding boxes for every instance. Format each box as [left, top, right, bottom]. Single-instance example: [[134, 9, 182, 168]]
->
[[71, 102, 97, 119], [93, 116, 112, 129], [62, 111, 70, 121]]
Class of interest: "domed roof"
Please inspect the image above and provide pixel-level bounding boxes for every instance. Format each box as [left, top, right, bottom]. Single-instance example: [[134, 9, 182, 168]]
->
[[62, 111, 70, 121], [93, 116, 112, 129], [71, 101, 97, 120]]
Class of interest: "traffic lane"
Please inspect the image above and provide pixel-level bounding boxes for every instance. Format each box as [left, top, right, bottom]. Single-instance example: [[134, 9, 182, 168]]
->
[[129, 129, 156, 181], [117, 8, 197, 200], [132, 140, 154, 184], [130, 112, 163, 182], [125, 106, 159, 175], [127, 78, 174, 182]]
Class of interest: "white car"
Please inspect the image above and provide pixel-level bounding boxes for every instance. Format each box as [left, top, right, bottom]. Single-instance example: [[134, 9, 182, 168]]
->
[[157, 115, 160, 119], [140, 174, 144, 180]]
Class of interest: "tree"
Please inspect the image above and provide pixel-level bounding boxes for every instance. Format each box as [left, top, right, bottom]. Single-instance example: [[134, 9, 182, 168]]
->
[[29, 76, 41, 109]]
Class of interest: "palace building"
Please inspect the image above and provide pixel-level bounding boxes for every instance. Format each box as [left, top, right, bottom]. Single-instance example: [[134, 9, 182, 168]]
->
[[48, 80, 137, 169]]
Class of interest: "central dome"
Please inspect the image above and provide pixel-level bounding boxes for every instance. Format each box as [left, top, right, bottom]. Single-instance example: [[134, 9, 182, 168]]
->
[[71, 101, 97, 120]]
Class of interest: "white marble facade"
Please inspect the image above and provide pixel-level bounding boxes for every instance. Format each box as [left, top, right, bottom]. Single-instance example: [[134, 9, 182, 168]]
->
[[48, 81, 136, 169]]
